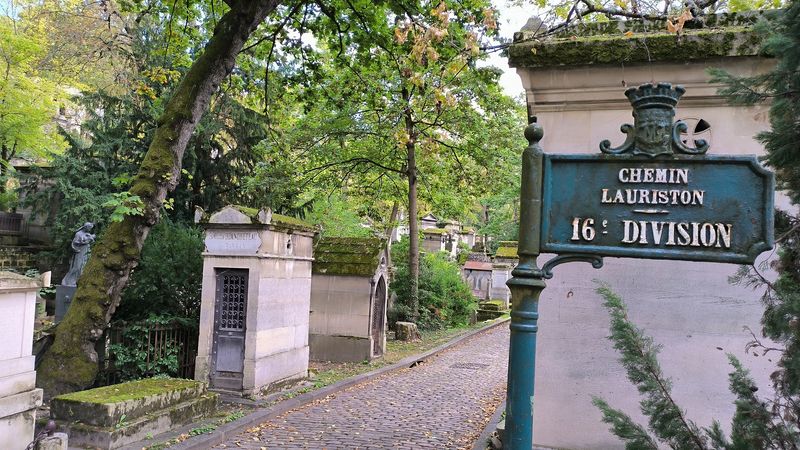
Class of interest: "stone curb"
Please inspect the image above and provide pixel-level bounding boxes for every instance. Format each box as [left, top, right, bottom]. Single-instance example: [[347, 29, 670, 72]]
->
[[471, 398, 569, 450], [472, 398, 506, 450], [165, 317, 511, 450]]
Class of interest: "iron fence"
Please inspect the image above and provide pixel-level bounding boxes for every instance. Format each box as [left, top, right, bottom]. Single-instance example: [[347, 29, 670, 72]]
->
[[96, 319, 198, 386], [0, 212, 24, 235]]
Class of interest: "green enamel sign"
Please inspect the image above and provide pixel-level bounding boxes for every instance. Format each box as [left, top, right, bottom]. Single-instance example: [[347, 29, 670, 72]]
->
[[538, 83, 774, 264], [541, 154, 774, 264]]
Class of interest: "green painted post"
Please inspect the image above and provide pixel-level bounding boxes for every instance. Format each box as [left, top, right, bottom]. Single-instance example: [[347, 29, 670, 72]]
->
[[505, 119, 546, 450]]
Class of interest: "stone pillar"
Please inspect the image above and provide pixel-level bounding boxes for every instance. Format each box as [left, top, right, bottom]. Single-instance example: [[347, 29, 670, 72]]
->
[[0, 271, 43, 450], [194, 206, 316, 396]]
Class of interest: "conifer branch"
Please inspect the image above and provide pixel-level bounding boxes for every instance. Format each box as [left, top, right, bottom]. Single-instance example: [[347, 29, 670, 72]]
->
[[596, 283, 707, 449]]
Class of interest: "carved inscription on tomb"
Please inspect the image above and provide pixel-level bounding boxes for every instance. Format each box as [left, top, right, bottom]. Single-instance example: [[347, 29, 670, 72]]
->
[[205, 230, 262, 254]]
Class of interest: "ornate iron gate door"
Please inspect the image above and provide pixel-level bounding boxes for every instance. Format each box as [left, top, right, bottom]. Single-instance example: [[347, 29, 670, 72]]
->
[[211, 269, 248, 390], [371, 276, 386, 357]]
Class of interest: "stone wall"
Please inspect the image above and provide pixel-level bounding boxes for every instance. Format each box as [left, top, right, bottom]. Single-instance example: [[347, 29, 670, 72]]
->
[[0, 246, 37, 271]]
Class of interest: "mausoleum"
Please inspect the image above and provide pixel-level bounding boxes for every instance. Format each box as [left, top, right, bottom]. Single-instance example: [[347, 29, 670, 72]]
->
[[310, 237, 389, 362], [421, 228, 448, 254], [491, 241, 517, 306], [462, 260, 492, 300], [194, 206, 316, 395]]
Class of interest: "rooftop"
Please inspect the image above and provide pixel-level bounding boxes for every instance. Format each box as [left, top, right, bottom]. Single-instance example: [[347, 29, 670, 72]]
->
[[495, 241, 519, 260], [313, 236, 386, 277], [508, 11, 776, 68]]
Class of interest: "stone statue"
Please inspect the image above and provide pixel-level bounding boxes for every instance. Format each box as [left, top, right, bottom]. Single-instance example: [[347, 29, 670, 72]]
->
[[61, 222, 96, 286]]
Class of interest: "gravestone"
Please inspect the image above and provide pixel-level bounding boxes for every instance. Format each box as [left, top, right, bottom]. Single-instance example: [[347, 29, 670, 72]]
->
[[0, 271, 43, 450], [194, 206, 316, 395]]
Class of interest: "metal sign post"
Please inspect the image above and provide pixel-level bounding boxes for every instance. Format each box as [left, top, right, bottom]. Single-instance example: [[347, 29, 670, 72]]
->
[[504, 83, 775, 449]]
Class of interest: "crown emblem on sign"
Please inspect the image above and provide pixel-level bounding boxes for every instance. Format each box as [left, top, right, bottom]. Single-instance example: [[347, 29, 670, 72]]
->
[[600, 82, 709, 157], [625, 82, 686, 109]]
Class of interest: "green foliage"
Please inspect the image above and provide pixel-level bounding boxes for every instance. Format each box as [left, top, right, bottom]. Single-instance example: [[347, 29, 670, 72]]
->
[[390, 237, 476, 329], [103, 192, 145, 222], [0, 189, 18, 212], [456, 241, 471, 265], [115, 219, 204, 321], [0, 15, 66, 163], [106, 316, 189, 382], [301, 193, 372, 238], [594, 284, 800, 449], [595, 283, 708, 449]]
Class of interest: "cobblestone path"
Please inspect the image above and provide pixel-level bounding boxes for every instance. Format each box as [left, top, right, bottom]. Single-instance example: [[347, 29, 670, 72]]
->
[[218, 323, 510, 450]]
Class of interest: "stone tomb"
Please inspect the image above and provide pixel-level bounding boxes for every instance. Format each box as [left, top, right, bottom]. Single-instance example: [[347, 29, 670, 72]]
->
[[421, 228, 448, 254], [310, 237, 389, 362], [51, 378, 216, 449], [490, 241, 518, 307], [0, 271, 42, 450], [462, 260, 492, 300], [194, 206, 316, 395]]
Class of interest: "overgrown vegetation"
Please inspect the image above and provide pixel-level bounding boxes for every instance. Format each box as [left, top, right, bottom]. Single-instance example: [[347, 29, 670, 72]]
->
[[389, 237, 476, 330], [116, 219, 204, 321], [105, 316, 196, 382]]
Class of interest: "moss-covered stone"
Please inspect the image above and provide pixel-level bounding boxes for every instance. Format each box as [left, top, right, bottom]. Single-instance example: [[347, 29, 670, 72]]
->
[[271, 213, 316, 231], [495, 241, 519, 260], [508, 11, 776, 68], [313, 237, 386, 276], [55, 378, 200, 405], [422, 228, 449, 235], [55, 391, 217, 449]]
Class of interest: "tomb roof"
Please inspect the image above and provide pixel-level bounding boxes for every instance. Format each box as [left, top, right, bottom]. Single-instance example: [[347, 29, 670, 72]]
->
[[197, 205, 316, 232], [508, 11, 777, 68], [464, 261, 493, 271], [495, 241, 519, 260], [313, 237, 387, 277], [422, 228, 449, 235]]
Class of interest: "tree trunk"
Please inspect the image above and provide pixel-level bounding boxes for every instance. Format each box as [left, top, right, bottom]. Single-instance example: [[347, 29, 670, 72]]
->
[[404, 96, 419, 321], [37, 0, 281, 397], [384, 200, 399, 271]]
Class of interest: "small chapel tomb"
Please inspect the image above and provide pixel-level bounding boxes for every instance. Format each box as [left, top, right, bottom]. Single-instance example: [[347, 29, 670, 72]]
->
[[310, 237, 389, 362], [194, 206, 316, 395]]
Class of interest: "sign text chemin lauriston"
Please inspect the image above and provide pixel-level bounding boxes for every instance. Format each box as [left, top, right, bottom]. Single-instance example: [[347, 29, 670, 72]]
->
[[590, 167, 730, 248], [541, 155, 773, 264]]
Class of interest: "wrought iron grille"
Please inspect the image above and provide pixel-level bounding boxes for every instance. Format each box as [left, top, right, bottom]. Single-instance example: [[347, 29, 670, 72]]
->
[[220, 272, 247, 331]]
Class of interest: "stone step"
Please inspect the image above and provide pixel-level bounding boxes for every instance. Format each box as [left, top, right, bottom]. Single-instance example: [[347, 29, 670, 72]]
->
[[58, 391, 217, 449], [51, 378, 207, 428], [476, 309, 505, 321]]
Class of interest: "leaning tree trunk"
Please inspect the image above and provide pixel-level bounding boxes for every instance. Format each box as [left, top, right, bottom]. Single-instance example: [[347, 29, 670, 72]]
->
[[37, 0, 281, 397]]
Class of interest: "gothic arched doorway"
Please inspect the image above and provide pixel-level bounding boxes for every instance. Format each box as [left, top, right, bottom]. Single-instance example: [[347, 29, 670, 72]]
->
[[371, 276, 387, 357]]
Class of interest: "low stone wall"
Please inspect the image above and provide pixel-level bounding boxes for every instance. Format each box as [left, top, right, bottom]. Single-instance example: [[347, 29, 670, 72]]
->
[[0, 246, 38, 271], [51, 378, 217, 449]]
